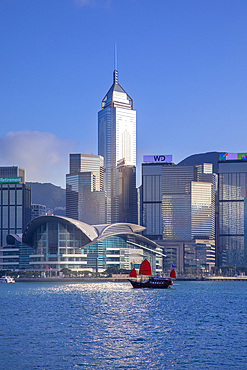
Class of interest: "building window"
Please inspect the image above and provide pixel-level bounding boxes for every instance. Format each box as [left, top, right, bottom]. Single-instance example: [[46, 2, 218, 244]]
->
[[3, 190, 8, 205], [17, 206, 22, 228]]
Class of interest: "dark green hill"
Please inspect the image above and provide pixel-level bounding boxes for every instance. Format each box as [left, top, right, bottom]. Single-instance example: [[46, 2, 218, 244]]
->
[[178, 151, 221, 173], [27, 182, 66, 215]]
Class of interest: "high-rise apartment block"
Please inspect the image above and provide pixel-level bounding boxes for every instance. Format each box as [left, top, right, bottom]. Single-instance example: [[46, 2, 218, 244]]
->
[[0, 166, 31, 247], [66, 154, 106, 225], [98, 68, 136, 223]]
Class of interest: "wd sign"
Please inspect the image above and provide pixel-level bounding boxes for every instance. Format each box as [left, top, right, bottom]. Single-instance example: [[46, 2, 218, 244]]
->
[[143, 155, 172, 163]]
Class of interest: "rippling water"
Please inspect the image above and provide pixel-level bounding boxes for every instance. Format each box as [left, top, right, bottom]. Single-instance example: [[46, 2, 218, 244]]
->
[[0, 281, 247, 369]]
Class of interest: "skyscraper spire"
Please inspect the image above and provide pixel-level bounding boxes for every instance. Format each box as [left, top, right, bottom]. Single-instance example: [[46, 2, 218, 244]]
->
[[113, 42, 118, 84], [102, 45, 133, 110], [98, 47, 136, 223]]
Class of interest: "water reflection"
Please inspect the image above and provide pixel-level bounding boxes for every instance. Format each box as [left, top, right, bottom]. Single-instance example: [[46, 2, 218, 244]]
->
[[0, 281, 246, 369]]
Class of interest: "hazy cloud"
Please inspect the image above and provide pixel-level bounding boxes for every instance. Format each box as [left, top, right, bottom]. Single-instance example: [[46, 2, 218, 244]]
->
[[0, 131, 76, 188]]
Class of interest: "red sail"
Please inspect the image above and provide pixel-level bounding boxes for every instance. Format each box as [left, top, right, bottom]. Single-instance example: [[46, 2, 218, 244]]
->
[[139, 259, 152, 276], [129, 268, 137, 278], [170, 269, 176, 279]]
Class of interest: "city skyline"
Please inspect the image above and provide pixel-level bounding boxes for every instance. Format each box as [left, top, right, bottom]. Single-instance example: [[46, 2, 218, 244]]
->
[[0, 0, 247, 187]]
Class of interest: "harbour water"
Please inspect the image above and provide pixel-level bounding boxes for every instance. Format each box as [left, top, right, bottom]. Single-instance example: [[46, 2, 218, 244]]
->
[[0, 281, 246, 369]]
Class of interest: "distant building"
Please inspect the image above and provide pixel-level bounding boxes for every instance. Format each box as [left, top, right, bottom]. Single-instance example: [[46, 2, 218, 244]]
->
[[0, 166, 31, 247], [31, 204, 46, 220], [98, 64, 136, 223], [66, 154, 106, 225], [218, 153, 247, 267]]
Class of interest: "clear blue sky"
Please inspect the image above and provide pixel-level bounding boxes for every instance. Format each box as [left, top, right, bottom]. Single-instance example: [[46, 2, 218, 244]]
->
[[0, 0, 246, 187]]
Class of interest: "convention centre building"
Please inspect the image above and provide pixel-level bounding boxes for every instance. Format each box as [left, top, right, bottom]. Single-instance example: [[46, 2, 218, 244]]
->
[[1, 215, 162, 273]]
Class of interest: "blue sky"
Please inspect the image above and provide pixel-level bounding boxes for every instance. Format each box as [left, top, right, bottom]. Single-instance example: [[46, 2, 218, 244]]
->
[[0, 0, 246, 187]]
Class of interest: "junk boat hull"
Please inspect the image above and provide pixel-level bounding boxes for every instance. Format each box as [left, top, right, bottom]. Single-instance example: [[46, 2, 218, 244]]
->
[[128, 276, 173, 289]]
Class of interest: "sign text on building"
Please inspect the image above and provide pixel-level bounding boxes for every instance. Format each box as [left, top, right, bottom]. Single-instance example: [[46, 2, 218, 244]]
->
[[219, 153, 247, 161], [143, 155, 172, 163], [0, 177, 22, 183]]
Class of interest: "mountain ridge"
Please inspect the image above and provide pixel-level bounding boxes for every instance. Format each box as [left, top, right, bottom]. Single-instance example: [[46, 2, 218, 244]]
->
[[27, 182, 66, 215]]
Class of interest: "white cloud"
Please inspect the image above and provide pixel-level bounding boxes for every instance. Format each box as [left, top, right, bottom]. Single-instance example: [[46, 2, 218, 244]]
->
[[0, 131, 76, 188]]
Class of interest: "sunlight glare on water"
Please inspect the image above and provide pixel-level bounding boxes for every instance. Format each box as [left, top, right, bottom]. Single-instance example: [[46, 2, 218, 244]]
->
[[0, 281, 246, 369]]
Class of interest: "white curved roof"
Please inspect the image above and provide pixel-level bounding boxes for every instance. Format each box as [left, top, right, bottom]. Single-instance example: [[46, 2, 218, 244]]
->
[[23, 215, 99, 245], [59, 216, 99, 240], [23, 216, 146, 246], [94, 223, 145, 236]]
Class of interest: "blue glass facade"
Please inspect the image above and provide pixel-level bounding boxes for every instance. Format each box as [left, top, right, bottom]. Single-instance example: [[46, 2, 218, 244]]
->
[[218, 161, 247, 267], [29, 220, 88, 270], [85, 235, 157, 273]]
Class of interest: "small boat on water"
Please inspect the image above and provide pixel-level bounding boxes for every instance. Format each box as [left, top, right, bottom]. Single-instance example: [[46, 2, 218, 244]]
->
[[128, 259, 175, 289], [0, 276, 15, 283]]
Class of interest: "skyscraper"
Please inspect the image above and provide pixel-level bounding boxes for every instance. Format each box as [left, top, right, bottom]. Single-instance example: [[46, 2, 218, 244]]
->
[[0, 166, 31, 247], [118, 163, 137, 224], [218, 153, 247, 267], [162, 181, 214, 240], [66, 154, 106, 225], [98, 58, 136, 223], [142, 158, 216, 272], [162, 165, 215, 241], [69, 154, 104, 191]]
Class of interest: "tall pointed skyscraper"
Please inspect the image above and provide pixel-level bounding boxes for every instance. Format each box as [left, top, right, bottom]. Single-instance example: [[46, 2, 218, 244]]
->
[[98, 49, 136, 223]]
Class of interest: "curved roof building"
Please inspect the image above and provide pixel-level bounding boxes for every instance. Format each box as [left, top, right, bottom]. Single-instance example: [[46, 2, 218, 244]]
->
[[22, 216, 162, 273]]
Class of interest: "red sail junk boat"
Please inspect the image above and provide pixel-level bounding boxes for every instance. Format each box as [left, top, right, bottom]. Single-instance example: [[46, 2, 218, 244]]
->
[[128, 259, 174, 289]]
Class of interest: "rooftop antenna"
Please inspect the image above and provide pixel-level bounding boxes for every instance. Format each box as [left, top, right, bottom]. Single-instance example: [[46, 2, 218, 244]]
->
[[113, 42, 118, 84]]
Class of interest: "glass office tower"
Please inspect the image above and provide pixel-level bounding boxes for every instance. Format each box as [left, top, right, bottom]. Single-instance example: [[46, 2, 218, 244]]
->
[[66, 155, 106, 225], [142, 163, 166, 239], [218, 157, 247, 267], [98, 69, 136, 223], [162, 168, 215, 241], [142, 162, 215, 241], [69, 154, 104, 192], [118, 164, 137, 224], [0, 166, 31, 247]]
